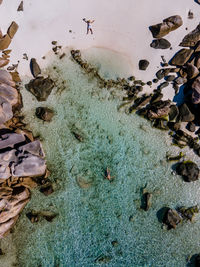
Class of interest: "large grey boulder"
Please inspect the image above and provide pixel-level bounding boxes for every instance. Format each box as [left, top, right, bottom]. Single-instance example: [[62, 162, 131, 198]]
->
[[0, 83, 18, 106], [11, 153, 46, 177], [18, 140, 45, 158], [0, 133, 25, 150], [0, 96, 13, 124], [0, 70, 15, 87]]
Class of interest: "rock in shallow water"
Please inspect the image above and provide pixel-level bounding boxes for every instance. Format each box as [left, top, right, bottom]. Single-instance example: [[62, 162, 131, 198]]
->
[[176, 161, 199, 182], [26, 76, 54, 101], [35, 107, 54, 122], [163, 208, 182, 229], [149, 15, 183, 38]]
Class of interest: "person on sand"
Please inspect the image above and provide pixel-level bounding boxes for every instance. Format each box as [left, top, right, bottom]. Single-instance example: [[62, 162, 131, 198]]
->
[[83, 18, 95, 34]]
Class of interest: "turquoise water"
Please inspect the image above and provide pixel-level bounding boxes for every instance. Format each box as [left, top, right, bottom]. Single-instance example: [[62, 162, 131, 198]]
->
[[2, 48, 200, 267]]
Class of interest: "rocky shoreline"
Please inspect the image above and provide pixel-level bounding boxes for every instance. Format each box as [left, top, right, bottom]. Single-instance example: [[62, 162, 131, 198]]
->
[[0, 20, 54, 238]]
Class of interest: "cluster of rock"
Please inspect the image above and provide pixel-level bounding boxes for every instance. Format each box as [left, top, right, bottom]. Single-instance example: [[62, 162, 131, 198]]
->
[[0, 21, 55, 237], [149, 15, 183, 50], [70, 27, 200, 229], [161, 205, 199, 230]]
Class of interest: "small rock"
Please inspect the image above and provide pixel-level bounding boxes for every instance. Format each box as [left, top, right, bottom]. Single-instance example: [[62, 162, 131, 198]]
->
[[176, 161, 199, 182], [188, 10, 194, 19], [35, 107, 54, 122], [111, 240, 118, 247], [153, 78, 159, 83], [150, 38, 171, 49], [141, 192, 152, 211], [139, 60, 149, 70], [17, 1, 23, 11], [178, 205, 199, 221], [95, 255, 112, 264], [163, 208, 182, 229], [165, 75, 175, 82], [40, 183, 54, 196], [7, 21, 19, 39], [158, 81, 169, 90], [187, 121, 196, 132], [147, 81, 152, 86], [174, 77, 187, 85], [30, 58, 41, 78]]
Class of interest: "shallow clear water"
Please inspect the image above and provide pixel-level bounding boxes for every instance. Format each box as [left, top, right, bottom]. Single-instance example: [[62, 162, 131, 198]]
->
[[2, 48, 200, 267]]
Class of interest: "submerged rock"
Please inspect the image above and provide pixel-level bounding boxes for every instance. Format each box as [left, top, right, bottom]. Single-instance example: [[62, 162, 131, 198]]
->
[[26, 210, 58, 223], [150, 38, 171, 49], [26, 76, 54, 101], [178, 205, 199, 221], [170, 49, 193, 66], [176, 161, 199, 182], [163, 208, 182, 229], [35, 107, 54, 122], [138, 60, 149, 70], [180, 23, 200, 47], [141, 192, 152, 211], [149, 15, 183, 38]]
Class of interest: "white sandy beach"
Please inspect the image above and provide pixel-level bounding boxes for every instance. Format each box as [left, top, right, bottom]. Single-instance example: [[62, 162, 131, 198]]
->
[[0, 0, 200, 86], [1, 1, 200, 266]]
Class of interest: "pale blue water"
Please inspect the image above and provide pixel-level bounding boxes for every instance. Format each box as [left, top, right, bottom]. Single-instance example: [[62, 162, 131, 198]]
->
[[2, 48, 200, 267]]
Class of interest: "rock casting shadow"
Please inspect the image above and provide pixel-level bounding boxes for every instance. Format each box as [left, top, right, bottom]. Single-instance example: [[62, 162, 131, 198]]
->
[[156, 207, 169, 223]]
